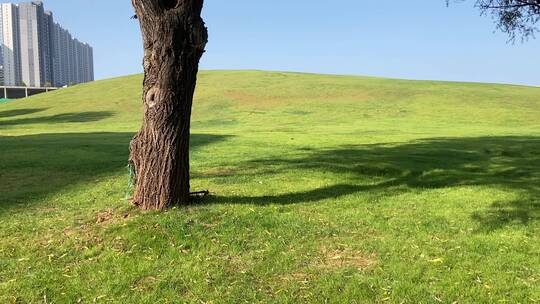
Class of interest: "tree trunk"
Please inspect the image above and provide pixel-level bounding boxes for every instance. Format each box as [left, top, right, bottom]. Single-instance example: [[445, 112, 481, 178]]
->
[[129, 0, 207, 210]]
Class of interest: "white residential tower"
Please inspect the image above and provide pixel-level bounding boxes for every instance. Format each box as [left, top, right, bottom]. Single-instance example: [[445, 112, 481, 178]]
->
[[0, 1, 93, 87]]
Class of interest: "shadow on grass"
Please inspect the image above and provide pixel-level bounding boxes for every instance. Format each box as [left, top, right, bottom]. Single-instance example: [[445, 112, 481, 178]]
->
[[0, 108, 47, 118], [2, 130, 537, 231], [0, 132, 229, 213], [207, 136, 540, 231], [472, 199, 540, 232], [0, 111, 115, 126]]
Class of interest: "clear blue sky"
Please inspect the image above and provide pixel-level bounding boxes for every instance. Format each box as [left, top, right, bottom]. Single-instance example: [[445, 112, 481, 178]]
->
[[25, 0, 540, 86]]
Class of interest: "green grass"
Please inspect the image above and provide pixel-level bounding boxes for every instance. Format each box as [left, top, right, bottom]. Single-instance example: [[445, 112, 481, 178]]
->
[[1, 70, 540, 303]]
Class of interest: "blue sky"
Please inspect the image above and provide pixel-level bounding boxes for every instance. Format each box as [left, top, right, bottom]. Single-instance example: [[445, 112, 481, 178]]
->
[[26, 0, 540, 85]]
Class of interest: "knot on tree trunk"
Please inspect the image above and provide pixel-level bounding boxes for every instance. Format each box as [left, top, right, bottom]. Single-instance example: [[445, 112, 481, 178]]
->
[[145, 87, 162, 108], [159, 0, 181, 10]]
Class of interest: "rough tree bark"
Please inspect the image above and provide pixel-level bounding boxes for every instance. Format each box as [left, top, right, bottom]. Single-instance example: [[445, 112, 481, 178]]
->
[[129, 0, 208, 210]]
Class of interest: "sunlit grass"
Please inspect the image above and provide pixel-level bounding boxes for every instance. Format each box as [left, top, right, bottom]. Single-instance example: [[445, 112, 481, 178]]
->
[[1, 71, 539, 303]]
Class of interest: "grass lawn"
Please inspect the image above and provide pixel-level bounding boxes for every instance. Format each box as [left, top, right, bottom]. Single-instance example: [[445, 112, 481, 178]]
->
[[1, 71, 540, 303]]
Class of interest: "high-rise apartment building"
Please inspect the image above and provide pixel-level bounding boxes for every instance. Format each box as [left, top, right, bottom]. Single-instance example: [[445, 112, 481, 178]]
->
[[0, 1, 93, 87], [0, 3, 22, 86], [18, 1, 41, 87]]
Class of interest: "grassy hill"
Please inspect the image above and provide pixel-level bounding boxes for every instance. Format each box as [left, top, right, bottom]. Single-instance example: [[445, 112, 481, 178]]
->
[[1, 71, 539, 303]]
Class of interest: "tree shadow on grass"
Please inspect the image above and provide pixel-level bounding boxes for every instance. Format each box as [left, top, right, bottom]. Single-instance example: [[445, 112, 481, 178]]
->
[[207, 136, 540, 231], [472, 198, 540, 232], [0, 111, 115, 126], [0, 132, 229, 213], [0, 108, 47, 119]]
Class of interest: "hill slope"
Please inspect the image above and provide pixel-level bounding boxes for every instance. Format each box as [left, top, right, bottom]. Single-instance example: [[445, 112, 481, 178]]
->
[[1, 71, 540, 303]]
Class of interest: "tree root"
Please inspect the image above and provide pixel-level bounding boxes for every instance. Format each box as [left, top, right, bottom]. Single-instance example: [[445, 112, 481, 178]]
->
[[190, 190, 210, 198]]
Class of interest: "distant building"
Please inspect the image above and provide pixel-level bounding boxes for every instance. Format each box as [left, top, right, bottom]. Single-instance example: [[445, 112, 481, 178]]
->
[[0, 3, 22, 86], [18, 1, 42, 87], [0, 1, 93, 87]]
